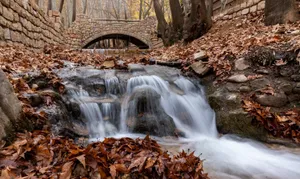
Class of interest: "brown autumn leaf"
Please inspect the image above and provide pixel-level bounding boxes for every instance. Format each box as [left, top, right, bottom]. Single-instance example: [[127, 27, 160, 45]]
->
[[76, 154, 86, 169], [60, 161, 74, 179], [110, 165, 117, 179]]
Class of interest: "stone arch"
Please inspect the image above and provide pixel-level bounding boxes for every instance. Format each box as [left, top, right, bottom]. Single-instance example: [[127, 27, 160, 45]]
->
[[82, 31, 151, 49]]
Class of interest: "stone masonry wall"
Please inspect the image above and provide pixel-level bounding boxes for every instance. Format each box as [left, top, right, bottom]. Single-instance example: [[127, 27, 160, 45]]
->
[[0, 0, 64, 50], [213, 0, 265, 20]]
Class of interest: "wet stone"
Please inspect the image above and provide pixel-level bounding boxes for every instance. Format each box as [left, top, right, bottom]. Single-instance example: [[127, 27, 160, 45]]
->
[[227, 74, 248, 83], [254, 93, 288, 107], [193, 50, 208, 61], [291, 75, 300, 82], [235, 58, 250, 71], [239, 86, 252, 92], [191, 61, 210, 76], [278, 83, 293, 95]]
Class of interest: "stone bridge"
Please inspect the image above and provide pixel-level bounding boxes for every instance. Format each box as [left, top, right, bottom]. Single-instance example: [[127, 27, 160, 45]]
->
[[64, 15, 162, 49]]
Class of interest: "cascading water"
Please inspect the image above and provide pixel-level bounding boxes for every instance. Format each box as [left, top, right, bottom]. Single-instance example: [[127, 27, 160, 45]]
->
[[59, 65, 300, 179], [68, 86, 117, 138]]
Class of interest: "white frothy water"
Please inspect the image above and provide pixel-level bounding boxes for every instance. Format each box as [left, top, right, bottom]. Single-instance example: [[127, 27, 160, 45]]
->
[[68, 74, 300, 179], [69, 86, 117, 138]]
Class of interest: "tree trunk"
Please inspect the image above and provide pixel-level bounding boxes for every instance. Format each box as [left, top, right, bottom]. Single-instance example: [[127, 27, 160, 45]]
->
[[83, 0, 88, 14], [139, 0, 144, 20], [59, 0, 65, 13], [265, 0, 299, 25], [47, 0, 52, 13], [153, 0, 172, 46], [183, 0, 211, 42], [72, 0, 77, 22], [169, 0, 184, 39]]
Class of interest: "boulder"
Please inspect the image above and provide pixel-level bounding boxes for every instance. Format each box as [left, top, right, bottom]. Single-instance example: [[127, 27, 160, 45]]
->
[[102, 60, 115, 69], [291, 75, 300, 82], [216, 109, 268, 141], [227, 74, 248, 83], [234, 58, 250, 71], [0, 69, 27, 141], [208, 87, 268, 141], [127, 87, 176, 136], [250, 78, 271, 90], [193, 51, 208, 61], [254, 93, 288, 107], [278, 83, 293, 94], [191, 61, 210, 76], [128, 63, 145, 72]]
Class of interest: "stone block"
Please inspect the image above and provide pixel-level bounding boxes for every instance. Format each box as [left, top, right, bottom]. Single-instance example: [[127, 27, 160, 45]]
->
[[241, 2, 247, 8], [52, 10, 60, 17], [242, 8, 250, 15], [12, 23, 22, 31], [13, 12, 20, 22], [1, 0, 10, 7], [0, 2, 3, 15], [10, 30, 20, 42], [250, 5, 258, 13], [0, 26, 3, 40], [4, 28, 10, 40], [247, 0, 254, 7], [3, 6, 14, 21], [253, 0, 261, 4], [258, 1, 265, 10]]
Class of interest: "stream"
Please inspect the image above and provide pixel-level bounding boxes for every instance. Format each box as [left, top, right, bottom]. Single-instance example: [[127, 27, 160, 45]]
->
[[57, 62, 300, 179]]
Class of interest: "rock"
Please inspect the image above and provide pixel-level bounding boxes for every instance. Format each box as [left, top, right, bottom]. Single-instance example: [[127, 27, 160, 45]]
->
[[208, 87, 268, 141], [216, 109, 268, 141], [226, 83, 240, 92], [191, 61, 210, 76], [193, 51, 208, 61], [278, 83, 293, 94], [227, 74, 248, 83], [250, 78, 271, 90], [254, 93, 288, 107], [234, 58, 250, 71], [208, 88, 241, 111], [127, 87, 176, 136], [288, 94, 300, 102], [257, 69, 269, 74], [293, 87, 300, 94], [290, 30, 300, 35], [291, 75, 300, 82], [280, 66, 294, 77], [128, 63, 145, 72], [102, 60, 115, 68], [239, 86, 252, 92], [0, 69, 29, 141], [23, 93, 43, 107]]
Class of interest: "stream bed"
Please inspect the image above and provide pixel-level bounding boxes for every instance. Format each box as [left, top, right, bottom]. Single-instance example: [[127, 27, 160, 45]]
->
[[55, 62, 300, 179]]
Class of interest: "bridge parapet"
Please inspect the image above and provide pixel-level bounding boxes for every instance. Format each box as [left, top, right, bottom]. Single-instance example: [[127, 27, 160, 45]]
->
[[64, 14, 161, 49]]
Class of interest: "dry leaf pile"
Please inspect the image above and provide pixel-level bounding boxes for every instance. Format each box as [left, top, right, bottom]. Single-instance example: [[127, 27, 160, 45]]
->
[[0, 131, 208, 179], [243, 100, 300, 143], [151, 13, 300, 78]]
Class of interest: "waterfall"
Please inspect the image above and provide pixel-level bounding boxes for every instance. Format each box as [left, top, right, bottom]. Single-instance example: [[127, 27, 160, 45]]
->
[[121, 75, 218, 138], [61, 68, 300, 179], [68, 86, 117, 138]]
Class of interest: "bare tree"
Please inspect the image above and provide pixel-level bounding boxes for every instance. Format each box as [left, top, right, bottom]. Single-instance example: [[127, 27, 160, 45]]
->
[[265, 0, 299, 25], [59, 0, 65, 13], [169, 0, 184, 39], [47, 0, 52, 12], [72, 0, 77, 22], [154, 0, 212, 46], [183, 0, 211, 42], [82, 0, 88, 14], [139, 0, 144, 20]]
